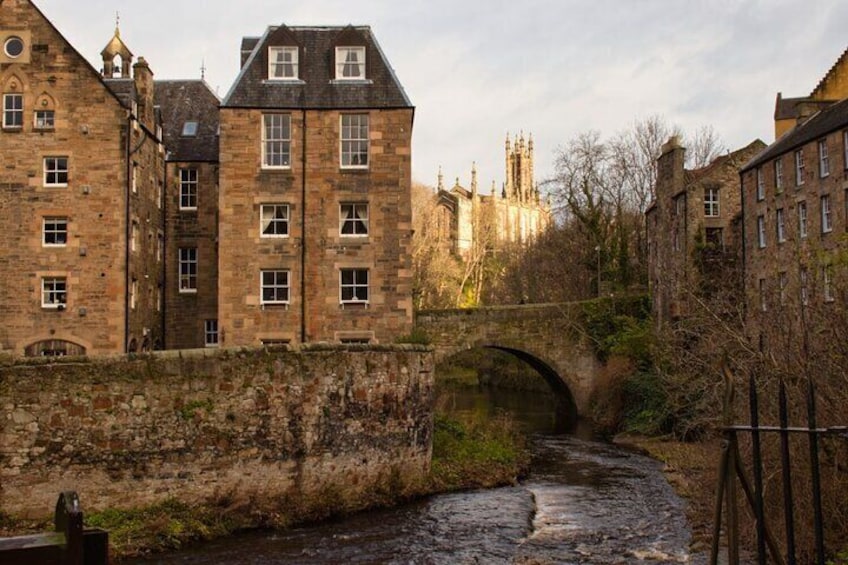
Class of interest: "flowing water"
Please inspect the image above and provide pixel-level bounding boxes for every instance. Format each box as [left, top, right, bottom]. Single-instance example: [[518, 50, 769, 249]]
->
[[133, 387, 697, 564]]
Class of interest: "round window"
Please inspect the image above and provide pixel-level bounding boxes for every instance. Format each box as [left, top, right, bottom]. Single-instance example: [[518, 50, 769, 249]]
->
[[4, 36, 24, 58]]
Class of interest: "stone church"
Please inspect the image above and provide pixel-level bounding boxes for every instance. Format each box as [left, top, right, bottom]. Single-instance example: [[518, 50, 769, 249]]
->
[[0, 0, 413, 356], [435, 133, 551, 258]]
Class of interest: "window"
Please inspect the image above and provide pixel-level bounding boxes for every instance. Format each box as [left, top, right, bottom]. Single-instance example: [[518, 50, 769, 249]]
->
[[179, 248, 197, 292], [260, 204, 290, 237], [204, 320, 219, 347], [4, 36, 24, 58], [759, 278, 767, 312], [131, 220, 139, 252], [157, 232, 164, 262], [705, 227, 723, 248], [179, 168, 198, 210], [43, 217, 68, 246], [821, 194, 832, 234], [340, 114, 369, 168], [798, 201, 808, 239], [794, 149, 805, 186], [340, 268, 369, 304], [181, 121, 198, 137], [800, 267, 809, 306], [34, 110, 54, 129], [3, 93, 22, 128], [261, 270, 290, 304], [756, 168, 764, 201], [131, 163, 137, 193], [774, 158, 783, 193], [674, 194, 685, 217], [130, 278, 138, 310], [757, 215, 766, 248], [703, 187, 719, 217], [819, 139, 830, 177], [44, 157, 68, 186], [41, 277, 66, 308], [156, 285, 162, 311], [776, 208, 786, 243], [778, 272, 788, 305], [262, 114, 291, 168], [335, 46, 365, 79], [823, 266, 835, 303], [340, 203, 369, 236], [269, 46, 298, 79]]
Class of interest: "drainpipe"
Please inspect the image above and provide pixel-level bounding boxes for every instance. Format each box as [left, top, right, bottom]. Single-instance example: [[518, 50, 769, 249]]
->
[[300, 109, 307, 343], [124, 116, 132, 353], [161, 160, 168, 348], [739, 171, 747, 322]]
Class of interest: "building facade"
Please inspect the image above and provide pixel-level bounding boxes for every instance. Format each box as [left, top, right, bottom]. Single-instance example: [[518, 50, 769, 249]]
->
[[0, 1, 165, 356], [0, 2, 413, 356], [646, 137, 765, 325], [217, 25, 414, 346], [435, 133, 551, 258]]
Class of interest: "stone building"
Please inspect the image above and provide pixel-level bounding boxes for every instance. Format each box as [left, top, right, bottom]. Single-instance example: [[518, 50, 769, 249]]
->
[[646, 137, 765, 325], [0, 1, 165, 356], [435, 133, 551, 258], [217, 24, 414, 346], [741, 94, 848, 333], [0, 1, 414, 355]]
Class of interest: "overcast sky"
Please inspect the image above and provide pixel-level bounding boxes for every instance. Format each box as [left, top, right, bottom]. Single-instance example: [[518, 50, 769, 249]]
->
[[35, 0, 848, 193]]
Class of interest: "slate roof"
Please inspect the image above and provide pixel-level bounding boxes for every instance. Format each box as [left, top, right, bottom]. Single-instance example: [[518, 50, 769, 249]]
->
[[743, 97, 848, 172], [104, 78, 136, 108], [223, 25, 412, 110], [154, 80, 220, 162]]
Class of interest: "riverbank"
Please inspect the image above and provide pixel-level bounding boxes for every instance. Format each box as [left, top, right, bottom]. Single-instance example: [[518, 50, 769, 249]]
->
[[615, 434, 720, 555], [0, 410, 529, 561]]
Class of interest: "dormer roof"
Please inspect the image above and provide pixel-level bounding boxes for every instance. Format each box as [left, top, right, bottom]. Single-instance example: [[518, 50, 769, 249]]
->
[[223, 24, 412, 109], [154, 80, 220, 162]]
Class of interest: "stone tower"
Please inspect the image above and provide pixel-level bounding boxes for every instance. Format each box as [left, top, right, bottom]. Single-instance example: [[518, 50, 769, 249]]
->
[[504, 132, 536, 204], [100, 23, 133, 78]]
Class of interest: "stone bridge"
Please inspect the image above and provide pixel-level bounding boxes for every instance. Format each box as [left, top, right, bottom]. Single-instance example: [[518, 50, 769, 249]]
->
[[415, 302, 606, 425]]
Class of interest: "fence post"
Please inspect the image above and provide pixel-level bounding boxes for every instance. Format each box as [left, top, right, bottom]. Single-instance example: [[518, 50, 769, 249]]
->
[[778, 381, 797, 565], [806, 380, 825, 565]]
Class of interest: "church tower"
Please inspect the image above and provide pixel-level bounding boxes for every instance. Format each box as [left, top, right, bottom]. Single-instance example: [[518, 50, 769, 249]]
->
[[504, 132, 535, 203], [100, 19, 133, 78]]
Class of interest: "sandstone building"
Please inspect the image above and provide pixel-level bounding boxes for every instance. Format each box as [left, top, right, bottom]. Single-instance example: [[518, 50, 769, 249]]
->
[[435, 133, 551, 258], [217, 25, 414, 346], [646, 138, 765, 325], [0, 1, 413, 355]]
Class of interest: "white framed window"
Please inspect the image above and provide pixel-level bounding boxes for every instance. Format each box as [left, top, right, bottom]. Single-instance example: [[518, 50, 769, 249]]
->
[[340, 203, 369, 236], [800, 267, 809, 306], [774, 158, 783, 193], [131, 220, 139, 252], [41, 277, 66, 309], [43, 217, 68, 246], [4, 36, 24, 59], [759, 278, 767, 312], [181, 121, 198, 137], [44, 156, 68, 186], [260, 270, 290, 304], [262, 114, 291, 168], [131, 163, 137, 193], [34, 110, 54, 129], [179, 168, 198, 210], [157, 232, 163, 262], [340, 114, 369, 168], [260, 204, 290, 237], [823, 266, 835, 303], [821, 194, 832, 234], [335, 46, 365, 79], [757, 215, 766, 249], [269, 46, 298, 79], [778, 271, 788, 305], [798, 201, 808, 239], [794, 149, 805, 186], [340, 268, 369, 304], [756, 168, 764, 201], [3, 93, 22, 128], [130, 278, 138, 310], [179, 247, 197, 293], [776, 208, 786, 243], [704, 187, 719, 217], [818, 139, 830, 178], [204, 319, 219, 347]]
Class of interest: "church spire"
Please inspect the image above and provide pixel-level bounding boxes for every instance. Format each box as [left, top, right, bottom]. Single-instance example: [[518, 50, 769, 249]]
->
[[471, 161, 478, 197], [101, 16, 134, 78], [437, 166, 444, 191]]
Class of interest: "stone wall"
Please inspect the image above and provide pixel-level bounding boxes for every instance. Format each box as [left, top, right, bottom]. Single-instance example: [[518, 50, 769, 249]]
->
[[0, 345, 433, 518]]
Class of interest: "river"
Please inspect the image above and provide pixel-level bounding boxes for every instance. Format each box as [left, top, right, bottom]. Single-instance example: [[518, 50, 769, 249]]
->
[[132, 387, 699, 564]]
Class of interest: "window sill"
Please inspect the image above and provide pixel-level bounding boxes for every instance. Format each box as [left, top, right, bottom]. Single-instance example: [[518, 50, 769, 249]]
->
[[2, 126, 22, 133], [260, 166, 293, 172], [263, 79, 305, 85], [340, 302, 369, 310], [260, 302, 290, 310], [330, 79, 373, 85], [179, 289, 198, 295], [34, 127, 55, 133], [179, 207, 198, 213], [339, 167, 369, 174], [42, 304, 66, 310], [260, 235, 291, 240], [44, 184, 68, 189]]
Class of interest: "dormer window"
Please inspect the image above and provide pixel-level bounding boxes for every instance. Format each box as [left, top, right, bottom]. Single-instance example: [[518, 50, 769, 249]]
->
[[335, 47, 365, 80], [269, 46, 298, 80], [181, 121, 198, 137]]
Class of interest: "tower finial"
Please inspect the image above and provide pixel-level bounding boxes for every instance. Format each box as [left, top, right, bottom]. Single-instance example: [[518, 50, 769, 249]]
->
[[115, 11, 121, 36], [201, 59, 207, 80], [437, 165, 444, 191]]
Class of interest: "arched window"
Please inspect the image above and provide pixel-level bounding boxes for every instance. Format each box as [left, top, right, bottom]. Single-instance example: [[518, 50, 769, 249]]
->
[[24, 339, 85, 357]]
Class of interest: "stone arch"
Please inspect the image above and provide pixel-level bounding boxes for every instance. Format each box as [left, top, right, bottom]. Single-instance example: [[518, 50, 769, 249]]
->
[[23, 339, 86, 357], [2, 72, 26, 93], [482, 345, 579, 428]]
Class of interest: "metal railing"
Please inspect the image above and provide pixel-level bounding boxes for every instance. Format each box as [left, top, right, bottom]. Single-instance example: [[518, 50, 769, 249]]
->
[[711, 369, 847, 565]]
